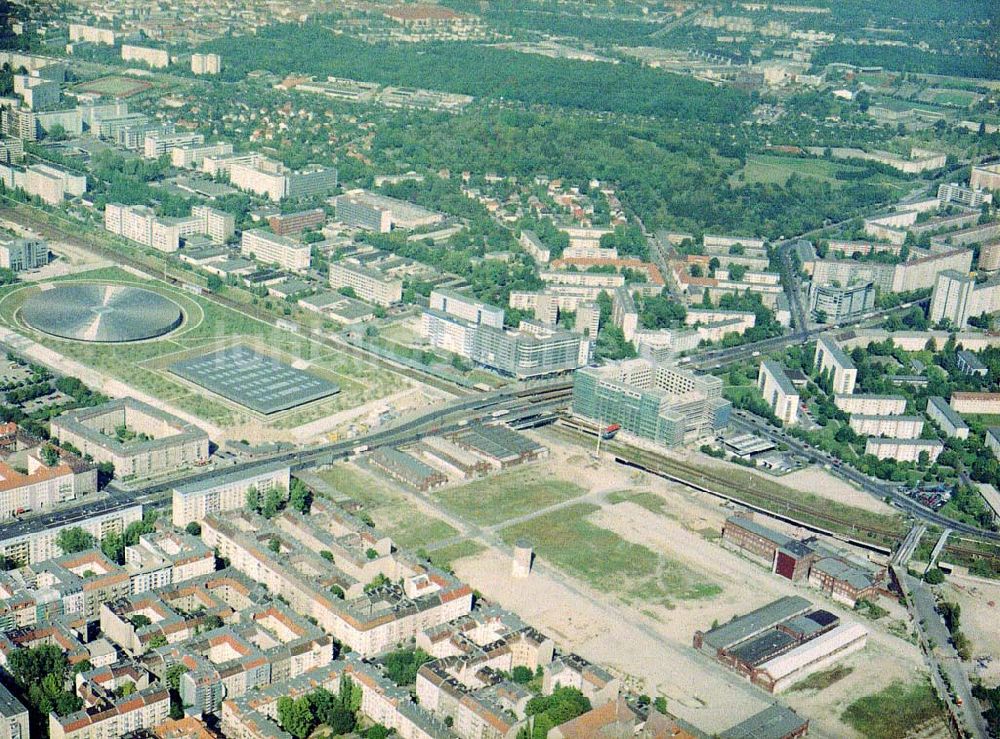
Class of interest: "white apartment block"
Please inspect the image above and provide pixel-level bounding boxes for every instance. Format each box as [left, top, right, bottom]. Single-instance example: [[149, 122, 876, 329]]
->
[[105, 204, 202, 253], [815, 335, 857, 395], [143, 130, 203, 159], [834, 394, 907, 416], [562, 225, 611, 249], [576, 302, 600, 337], [18, 164, 85, 205], [121, 44, 170, 69], [938, 182, 992, 208], [191, 205, 235, 244], [930, 269, 1000, 328], [172, 463, 290, 527], [704, 234, 766, 253], [757, 360, 799, 425], [540, 270, 625, 289], [972, 164, 1000, 192], [328, 260, 402, 306], [510, 287, 595, 316], [0, 500, 142, 566], [987, 428, 1000, 459], [171, 141, 233, 168], [230, 155, 336, 203], [864, 438, 943, 463], [849, 414, 923, 439], [0, 682, 28, 739], [926, 396, 970, 440], [420, 310, 475, 357], [241, 229, 311, 272], [519, 230, 550, 264], [13, 75, 60, 111], [429, 289, 504, 328], [0, 451, 97, 522], [563, 245, 618, 260], [0, 236, 47, 271], [68, 24, 117, 45], [191, 53, 222, 75], [611, 287, 639, 342]]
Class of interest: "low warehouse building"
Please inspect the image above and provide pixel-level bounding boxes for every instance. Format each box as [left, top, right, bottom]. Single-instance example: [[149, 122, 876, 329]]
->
[[450, 425, 547, 469], [752, 622, 869, 693], [370, 447, 447, 491]]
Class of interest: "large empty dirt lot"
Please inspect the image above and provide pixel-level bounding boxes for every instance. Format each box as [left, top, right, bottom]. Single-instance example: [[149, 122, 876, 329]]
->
[[442, 429, 929, 737]]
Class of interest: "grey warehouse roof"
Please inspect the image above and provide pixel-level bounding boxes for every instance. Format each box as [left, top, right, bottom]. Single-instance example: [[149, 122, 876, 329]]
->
[[701, 595, 812, 652], [169, 346, 339, 415]]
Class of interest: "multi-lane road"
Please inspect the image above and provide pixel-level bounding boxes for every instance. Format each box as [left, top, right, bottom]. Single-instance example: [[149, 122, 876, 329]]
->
[[687, 296, 930, 372], [115, 382, 572, 507]]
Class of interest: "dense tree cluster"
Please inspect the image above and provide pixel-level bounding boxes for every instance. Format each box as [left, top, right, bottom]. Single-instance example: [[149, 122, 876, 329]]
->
[[201, 24, 751, 123], [381, 647, 433, 686], [4, 645, 83, 737], [517, 687, 591, 738], [277, 677, 361, 739]]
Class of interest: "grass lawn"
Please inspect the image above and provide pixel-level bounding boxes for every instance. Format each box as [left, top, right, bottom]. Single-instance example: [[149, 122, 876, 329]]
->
[[316, 463, 458, 548], [606, 490, 670, 517], [427, 540, 486, 570], [842, 680, 944, 738], [500, 503, 721, 606], [789, 665, 854, 693], [740, 155, 865, 187], [434, 466, 587, 526]]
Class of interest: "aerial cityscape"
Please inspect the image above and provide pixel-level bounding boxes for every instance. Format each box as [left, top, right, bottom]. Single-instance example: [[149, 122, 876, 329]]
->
[[0, 0, 993, 737]]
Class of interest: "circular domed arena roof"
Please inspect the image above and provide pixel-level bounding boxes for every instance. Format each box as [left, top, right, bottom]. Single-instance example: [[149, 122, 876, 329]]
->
[[20, 283, 183, 343]]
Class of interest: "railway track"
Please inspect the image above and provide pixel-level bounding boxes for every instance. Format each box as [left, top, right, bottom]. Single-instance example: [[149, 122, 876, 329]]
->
[[562, 419, 1000, 567], [620, 447, 903, 546], [557, 418, 902, 551]]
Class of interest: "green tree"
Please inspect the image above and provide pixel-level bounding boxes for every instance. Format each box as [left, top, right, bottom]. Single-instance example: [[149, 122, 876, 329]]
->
[[268, 537, 281, 553], [262, 487, 285, 519], [124, 512, 157, 546], [381, 648, 432, 686], [40, 445, 60, 467], [245, 485, 261, 513], [364, 573, 390, 592], [57, 527, 95, 554], [166, 664, 189, 690], [511, 666, 533, 684], [310, 687, 356, 734], [277, 696, 316, 739], [101, 530, 125, 565], [289, 478, 312, 514], [340, 673, 363, 713], [185, 522, 202, 536], [147, 634, 168, 650]]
